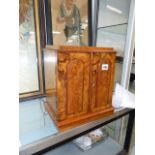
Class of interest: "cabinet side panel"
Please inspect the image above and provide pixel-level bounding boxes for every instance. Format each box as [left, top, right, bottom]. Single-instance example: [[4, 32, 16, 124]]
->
[[44, 51, 57, 91], [44, 50, 57, 114]]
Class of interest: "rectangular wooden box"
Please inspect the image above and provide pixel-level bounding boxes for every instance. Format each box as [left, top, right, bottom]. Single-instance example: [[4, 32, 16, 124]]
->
[[44, 46, 116, 130]]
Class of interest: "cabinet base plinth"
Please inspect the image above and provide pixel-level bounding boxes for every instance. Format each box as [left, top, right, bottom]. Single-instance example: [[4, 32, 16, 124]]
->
[[45, 102, 114, 131]]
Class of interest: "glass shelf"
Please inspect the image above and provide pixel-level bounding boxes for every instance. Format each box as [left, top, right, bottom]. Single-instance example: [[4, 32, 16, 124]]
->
[[98, 0, 131, 28], [97, 0, 131, 57], [43, 137, 123, 155], [19, 98, 58, 146], [97, 24, 128, 57], [19, 97, 133, 155]]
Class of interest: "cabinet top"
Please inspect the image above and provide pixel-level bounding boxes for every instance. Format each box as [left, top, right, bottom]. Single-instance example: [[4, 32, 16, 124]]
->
[[45, 45, 116, 54]]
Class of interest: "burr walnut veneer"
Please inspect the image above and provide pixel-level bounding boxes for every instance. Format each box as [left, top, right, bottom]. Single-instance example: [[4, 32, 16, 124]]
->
[[44, 46, 116, 130]]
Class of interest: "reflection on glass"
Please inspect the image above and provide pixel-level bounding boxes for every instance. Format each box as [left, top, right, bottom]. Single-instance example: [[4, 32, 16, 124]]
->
[[51, 0, 88, 45], [129, 56, 135, 93], [97, 0, 133, 149], [114, 62, 123, 84], [98, 0, 131, 27], [19, 0, 43, 99], [103, 115, 129, 146], [97, 0, 131, 56], [97, 0, 131, 85], [97, 24, 127, 57], [19, 0, 39, 94]]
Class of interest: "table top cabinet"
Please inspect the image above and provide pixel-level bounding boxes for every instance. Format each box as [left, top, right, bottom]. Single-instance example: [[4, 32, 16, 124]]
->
[[44, 46, 116, 130]]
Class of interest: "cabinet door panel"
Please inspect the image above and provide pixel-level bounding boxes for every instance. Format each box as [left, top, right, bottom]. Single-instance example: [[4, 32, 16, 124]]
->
[[57, 52, 90, 120], [67, 59, 84, 114], [91, 53, 115, 111]]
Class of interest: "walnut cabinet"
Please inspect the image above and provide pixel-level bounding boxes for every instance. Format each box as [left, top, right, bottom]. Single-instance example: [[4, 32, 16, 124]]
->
[[44, 46, 116, 130]]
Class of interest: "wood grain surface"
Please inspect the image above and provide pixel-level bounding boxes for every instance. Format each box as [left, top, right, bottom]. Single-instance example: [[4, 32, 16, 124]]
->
[[44, 46, 116, 130]]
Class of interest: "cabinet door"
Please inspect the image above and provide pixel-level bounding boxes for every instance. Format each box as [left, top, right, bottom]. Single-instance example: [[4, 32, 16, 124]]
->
[[90, 53, 115, 112], [57, 52, 90, 120]]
